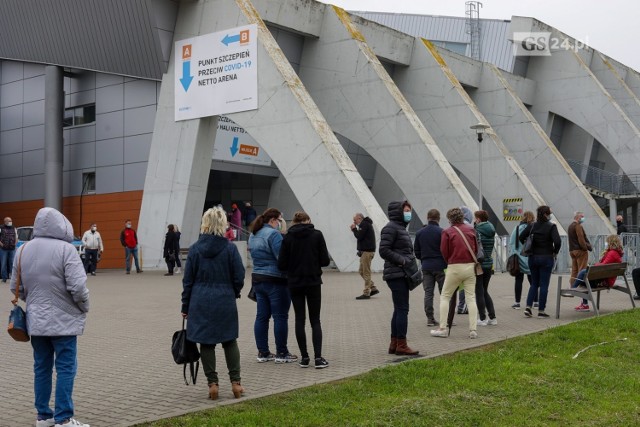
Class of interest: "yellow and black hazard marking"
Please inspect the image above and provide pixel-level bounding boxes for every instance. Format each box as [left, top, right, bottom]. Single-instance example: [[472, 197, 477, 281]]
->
[[503, 198, 523, 203], [503, 216, 521, 221]]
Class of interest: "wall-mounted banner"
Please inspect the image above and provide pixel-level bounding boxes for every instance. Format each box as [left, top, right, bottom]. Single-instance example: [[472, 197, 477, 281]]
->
[[213, 116, 272, 166], [175, 24, 258, 121]]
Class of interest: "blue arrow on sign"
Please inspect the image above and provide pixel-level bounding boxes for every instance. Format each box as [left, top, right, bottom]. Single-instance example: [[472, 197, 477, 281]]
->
[[180, 61, 193, 92], [222, 33, 241, 46], [230, 137, 239, 157]]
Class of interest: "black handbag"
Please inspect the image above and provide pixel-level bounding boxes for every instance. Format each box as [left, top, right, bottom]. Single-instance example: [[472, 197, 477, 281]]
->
[[403, 257, 423, 291], [507, 254, 520, 277], [475, 231, 485, 262], [521, 224, 536, 257], [171, 319, 200, 385], [247, 286, 257, 302]]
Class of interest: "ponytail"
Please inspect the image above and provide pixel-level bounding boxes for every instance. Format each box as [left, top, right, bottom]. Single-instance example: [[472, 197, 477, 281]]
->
[[252, 208, 281, 234]]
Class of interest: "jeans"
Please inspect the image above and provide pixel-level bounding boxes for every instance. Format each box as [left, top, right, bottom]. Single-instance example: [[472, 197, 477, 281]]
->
[[422, 269, 445, 320], [253, 281, 291, 355], [386, 278, 410, 339], [0, 248, 15, 281], [514, 272, 535, 303], [125, 246, 140, 272], [290, 285, 323, 359], [527, 255, 555, 311], [475, 267, 495, 320], [31, 336, 78, 424], [200, 340, 241, 384], [85, 249, 99, 274], [572, 268, 590, 305]]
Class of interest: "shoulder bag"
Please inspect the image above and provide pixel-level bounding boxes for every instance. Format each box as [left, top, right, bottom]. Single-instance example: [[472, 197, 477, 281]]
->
[[171, 319, 200, 385], [8, 244, 29, 342], [453, 226, 483, 276], [402, 256, 423, 291], [521, 223, 536, 257]]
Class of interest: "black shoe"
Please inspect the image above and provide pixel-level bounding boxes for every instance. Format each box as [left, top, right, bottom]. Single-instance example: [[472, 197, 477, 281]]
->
[[524, 307, 532, 318], [164, 273, 173, 276], [314, 357, 329, 369], [457, 307, 469, 315], [370, 289, 379, 296], [137, 270, 143, 273], [126, 271, 130, 274], [634, 293, 640, 300], [538, 311, 550, 318], [427, 319, 439, 327], [356, 294, 370, 300], [299, 357, 310, 368]]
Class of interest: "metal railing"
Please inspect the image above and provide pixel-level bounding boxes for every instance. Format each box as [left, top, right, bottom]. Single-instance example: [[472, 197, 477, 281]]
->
[[567, 159, 640, 197]]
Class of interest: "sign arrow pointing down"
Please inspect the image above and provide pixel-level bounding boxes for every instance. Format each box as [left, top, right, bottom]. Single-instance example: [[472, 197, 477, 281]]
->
[[180, 61, 193, 92], [230, 136, 239, 157]]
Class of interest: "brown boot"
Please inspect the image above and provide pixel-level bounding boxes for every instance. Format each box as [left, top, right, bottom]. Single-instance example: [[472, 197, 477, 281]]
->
[[395, 338, 419, 356], [388, 337, 398, 354], [208, 383, 219, 400], [231, 381, 244, 398]]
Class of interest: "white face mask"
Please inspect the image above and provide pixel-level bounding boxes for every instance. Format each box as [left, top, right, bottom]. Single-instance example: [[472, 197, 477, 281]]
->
[[5, 222, 12, 227], [91, 227, 97, 231], [126, 224, 132, 229]]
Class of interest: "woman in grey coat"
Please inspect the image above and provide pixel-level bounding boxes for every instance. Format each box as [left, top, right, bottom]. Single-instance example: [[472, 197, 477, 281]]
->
[[181, 207, 246, 400], [11, 207, 90, 427]]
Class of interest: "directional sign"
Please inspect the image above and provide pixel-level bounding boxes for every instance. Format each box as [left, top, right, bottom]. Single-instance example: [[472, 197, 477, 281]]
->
[[213, 116, 272, 166], [175, 25, 257, 121]]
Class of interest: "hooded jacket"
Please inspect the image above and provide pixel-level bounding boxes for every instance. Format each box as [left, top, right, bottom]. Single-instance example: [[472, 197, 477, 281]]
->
[[278, 223, 330, 287], [379, 201, 414, 281], [181, 233, 245, 344], [509, 222, 531, 275], [352, 217, 376, 252], [10, 207, 89, 336]]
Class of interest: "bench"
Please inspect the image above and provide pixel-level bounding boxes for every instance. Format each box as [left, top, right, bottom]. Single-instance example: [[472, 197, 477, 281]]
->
[[555, 262, 636, 318]]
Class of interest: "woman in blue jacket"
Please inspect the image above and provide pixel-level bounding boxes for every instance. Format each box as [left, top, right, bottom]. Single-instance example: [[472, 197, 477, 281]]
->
[[181, 207, 245, 400]]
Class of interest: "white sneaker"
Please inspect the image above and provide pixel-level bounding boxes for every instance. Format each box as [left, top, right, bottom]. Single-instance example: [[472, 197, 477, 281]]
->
[[477, 318, 488, 326], [36, 419, 55, 427], [54, 419, 90, 427], [469, 330, 478, 339], [174, 267, 182, 274], [487, 318, 498, 326], [430, 328, 449, 338]]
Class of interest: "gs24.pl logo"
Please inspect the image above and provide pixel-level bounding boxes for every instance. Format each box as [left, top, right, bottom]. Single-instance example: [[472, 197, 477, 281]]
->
[[513, 32, 589, 56]]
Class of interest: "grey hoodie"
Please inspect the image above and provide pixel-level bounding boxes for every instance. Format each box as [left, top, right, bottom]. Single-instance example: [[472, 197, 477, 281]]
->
[[10, 207, 89, 336]]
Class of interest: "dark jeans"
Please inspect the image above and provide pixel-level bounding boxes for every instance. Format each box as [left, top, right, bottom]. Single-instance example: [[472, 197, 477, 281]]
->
[[386, 277, 410, 339], [475, 267, 495, 320], [200, 340, 241, 384], [253, 281, 291, 355], [31, 335, 78, 424], [422, 269, 445, 320], [514, 272, 536, 303], [165, 255, 175, 274], [85, 249, 99, 274], [0, 248, 15, 281], [290, 285, 323, 359], [572, 268, 590, 305], [124, 247, 141, 272], [527, 255, 554, 311], [632, 268, 640, 296]]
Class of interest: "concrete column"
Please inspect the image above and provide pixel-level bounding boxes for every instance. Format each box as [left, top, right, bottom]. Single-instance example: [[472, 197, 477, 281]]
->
[[609, 198, 617, 225], [44, 66, 63, 211]]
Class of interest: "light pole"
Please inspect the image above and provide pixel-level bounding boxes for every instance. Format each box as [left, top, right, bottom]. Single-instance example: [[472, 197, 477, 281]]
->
[[470, 123, 490, 209]]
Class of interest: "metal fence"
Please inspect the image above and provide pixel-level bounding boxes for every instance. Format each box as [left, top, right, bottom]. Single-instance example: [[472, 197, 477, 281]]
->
[[567, 159, 640, 196], [495, 233, 640, 277]]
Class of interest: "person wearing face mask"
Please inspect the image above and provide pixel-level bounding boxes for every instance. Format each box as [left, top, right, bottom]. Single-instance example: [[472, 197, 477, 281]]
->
[[248, 208, 297, 364], [567, 211, 592, 287], [119, 219, 143, 274], [1, 217, 17, 283], [82, 223, 104, 276], [379, 200, 419, 355], [519, 205, 561, 318]]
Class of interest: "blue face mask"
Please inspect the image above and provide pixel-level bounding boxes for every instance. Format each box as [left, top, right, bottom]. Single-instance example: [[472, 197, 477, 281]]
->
[[403, 212, 412, 222], [579, 217, 585, 224]]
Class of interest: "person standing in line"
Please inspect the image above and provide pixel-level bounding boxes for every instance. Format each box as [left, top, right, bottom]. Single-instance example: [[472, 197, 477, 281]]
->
[[82, 223, 103, 276], [229, 204, 242, 239], [244, 202, 257, 230], [0, 216, 17, 283], [413, 208, 446, 327], [379, 200, 419, 356], [11, 207, 90, 427], [567, 211, 592, 284], [431, 207, 479, 339], [278, 211, 331, 369], [163, 224, 178, 276], [119, 219, 142, 274], [248, 208, 298, 364], [174, 225, 182, 274], [519, 205, 561, 318], [509, 211, 537, 309], [351, 212, 379, 300], [181, 207, 246, 400], [616, 215, 628, 235], [474, 210, 497, 326], [455, 206, 475, 314]]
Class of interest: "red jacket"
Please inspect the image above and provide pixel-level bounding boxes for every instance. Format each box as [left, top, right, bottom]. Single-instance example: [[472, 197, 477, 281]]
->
[[440, 224, 478, 265], [595, 248, 623, 287]]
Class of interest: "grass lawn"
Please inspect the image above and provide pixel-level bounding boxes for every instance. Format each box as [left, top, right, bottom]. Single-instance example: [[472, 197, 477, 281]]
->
[[140, 309, 640, 426]]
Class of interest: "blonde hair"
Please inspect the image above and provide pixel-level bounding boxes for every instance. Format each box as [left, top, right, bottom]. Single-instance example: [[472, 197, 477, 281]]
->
[[606, 234, 623, 251], [292, 211, 310, 224], [521, 211, 534, 223], [200, 207, 227, 236]]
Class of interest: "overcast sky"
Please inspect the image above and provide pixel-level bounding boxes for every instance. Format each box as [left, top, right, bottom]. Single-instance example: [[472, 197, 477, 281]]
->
[[322, 0, 640, 72]]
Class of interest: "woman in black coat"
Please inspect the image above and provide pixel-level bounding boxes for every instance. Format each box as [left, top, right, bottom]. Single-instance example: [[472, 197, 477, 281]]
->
[[379, 200, 419, 356], [278, 211, 331, 369], [164, 224, 178, 276]]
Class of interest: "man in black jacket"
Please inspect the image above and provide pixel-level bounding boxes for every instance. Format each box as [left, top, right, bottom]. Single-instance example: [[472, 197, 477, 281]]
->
[[351, 213, 379, 300], [414, 209, 446, 326]]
